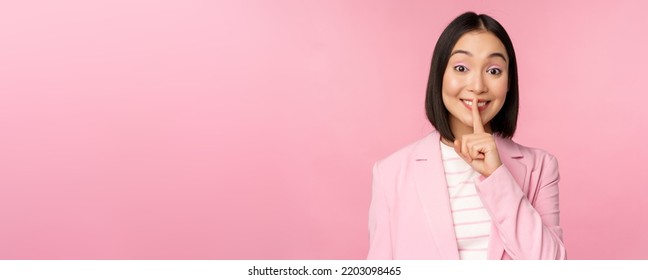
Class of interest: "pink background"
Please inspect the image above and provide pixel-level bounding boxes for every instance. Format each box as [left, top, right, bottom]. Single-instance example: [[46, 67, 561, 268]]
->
[[1, 0, 646, 259]]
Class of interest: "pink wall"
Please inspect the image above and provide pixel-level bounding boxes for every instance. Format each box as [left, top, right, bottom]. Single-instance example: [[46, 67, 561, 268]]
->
[[1, 0, 646, 259]]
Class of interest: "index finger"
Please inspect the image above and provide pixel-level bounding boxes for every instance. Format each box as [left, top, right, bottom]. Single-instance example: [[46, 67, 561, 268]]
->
[[472, 97, 485, 133]]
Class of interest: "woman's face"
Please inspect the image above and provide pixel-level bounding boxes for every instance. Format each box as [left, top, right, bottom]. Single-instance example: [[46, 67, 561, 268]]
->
[[442, 30, 509, 136]]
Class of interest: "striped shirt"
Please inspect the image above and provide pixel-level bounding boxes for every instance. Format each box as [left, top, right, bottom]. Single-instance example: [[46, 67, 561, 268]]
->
[[440, 142, 492, 260]]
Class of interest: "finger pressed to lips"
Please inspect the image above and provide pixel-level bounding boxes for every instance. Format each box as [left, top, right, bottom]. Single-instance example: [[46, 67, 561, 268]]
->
[[472, 98, 485, 133], [452, 99, 492, 164]]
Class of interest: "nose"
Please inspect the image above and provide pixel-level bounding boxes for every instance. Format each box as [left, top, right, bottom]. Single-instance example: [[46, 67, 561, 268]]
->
[[468, 72, 487, 94]]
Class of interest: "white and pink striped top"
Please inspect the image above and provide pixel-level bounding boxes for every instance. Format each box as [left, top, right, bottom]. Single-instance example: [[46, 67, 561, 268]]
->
[[440, 142, 492, 260]]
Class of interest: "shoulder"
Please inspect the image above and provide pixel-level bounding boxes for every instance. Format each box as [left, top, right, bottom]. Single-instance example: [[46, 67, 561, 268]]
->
[[497, 136, 559, 171], [373, 132, 437, 173]]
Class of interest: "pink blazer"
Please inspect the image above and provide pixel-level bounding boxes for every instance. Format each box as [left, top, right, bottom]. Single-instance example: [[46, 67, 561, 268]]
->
[[367, 130, 566, 260]]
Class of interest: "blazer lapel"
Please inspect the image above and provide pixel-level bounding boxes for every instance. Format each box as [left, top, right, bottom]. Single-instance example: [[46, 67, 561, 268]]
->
[[412, 131, 460, 259], [487, 136, 527, 260]]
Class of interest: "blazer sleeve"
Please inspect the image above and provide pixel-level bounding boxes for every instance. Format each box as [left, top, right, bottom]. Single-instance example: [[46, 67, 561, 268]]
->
[[367, 161, 393, 259], [475, 154, 567, 260]]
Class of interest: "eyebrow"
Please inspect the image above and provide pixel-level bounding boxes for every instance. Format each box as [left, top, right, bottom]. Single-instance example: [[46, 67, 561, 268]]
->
[[450, 49, 507, 62]]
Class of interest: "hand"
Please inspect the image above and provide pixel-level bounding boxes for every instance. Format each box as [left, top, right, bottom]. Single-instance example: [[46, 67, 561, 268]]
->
[[453, 98, 503, 177]]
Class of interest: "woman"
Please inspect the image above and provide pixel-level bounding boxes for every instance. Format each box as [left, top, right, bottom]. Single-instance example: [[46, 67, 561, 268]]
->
[[367, 12, 566, 260]]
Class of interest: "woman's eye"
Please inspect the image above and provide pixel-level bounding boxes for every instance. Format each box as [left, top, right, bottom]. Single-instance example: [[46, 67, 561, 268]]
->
[[454, 65, 468, 72], [487, 68, 502, 75]]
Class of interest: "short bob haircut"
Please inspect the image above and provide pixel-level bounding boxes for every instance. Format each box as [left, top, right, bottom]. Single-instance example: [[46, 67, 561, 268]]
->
[[425, 12, 519, 141]]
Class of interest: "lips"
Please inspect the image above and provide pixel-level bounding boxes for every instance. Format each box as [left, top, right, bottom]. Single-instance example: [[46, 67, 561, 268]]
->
[[461, 99, 490, 111]]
